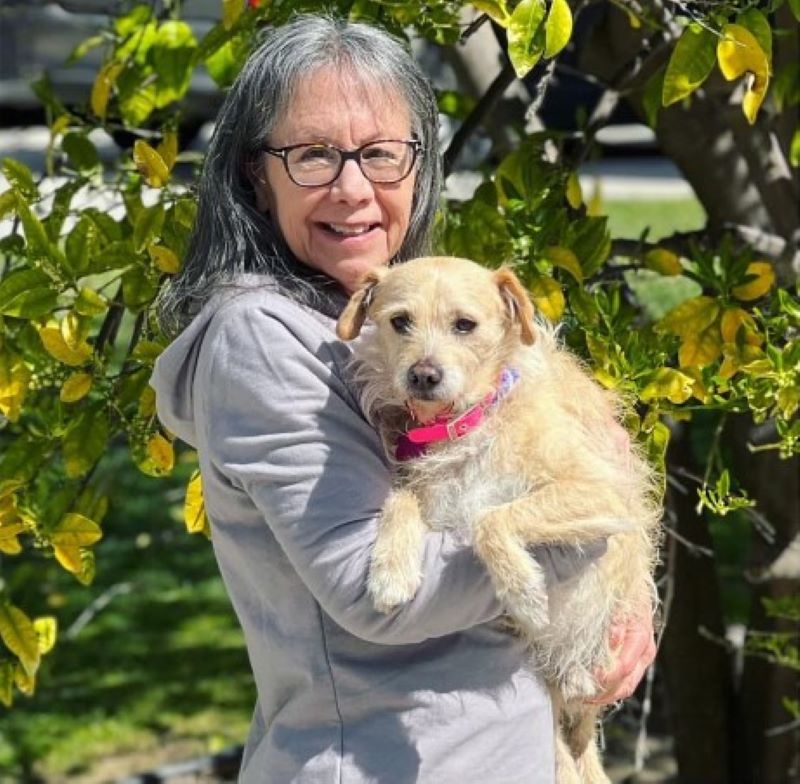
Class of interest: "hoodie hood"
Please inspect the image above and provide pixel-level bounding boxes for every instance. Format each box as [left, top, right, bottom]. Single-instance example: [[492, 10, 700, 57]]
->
[[150, 274, 349, 447]]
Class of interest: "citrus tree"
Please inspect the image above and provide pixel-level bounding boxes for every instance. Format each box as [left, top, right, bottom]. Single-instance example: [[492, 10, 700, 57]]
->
[[0, 1, 797, 781]]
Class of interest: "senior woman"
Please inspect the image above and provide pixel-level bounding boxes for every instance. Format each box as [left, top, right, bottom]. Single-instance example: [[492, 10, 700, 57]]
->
[[151, 15, 655, 784]]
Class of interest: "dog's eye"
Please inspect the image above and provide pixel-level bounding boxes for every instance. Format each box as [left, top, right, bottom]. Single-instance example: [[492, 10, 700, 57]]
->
[[390, 314, 412, 334], [454, 318, 477, 334]]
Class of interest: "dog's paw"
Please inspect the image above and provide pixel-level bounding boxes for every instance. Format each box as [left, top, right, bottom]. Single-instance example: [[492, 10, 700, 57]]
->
[[367, 562, 422, 613], [503, 575, 550, 635]]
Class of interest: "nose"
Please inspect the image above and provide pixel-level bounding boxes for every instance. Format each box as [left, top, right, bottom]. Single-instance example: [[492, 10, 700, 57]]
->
[[407, 361, 443, 394], [330, 159, 373, 204]]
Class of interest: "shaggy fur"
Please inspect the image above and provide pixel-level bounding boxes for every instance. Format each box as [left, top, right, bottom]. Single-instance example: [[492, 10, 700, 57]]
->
[[336, 256, 662, 784]]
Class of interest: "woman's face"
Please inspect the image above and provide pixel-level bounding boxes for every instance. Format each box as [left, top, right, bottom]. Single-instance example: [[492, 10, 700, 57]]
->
[[254, 67, 417, 293]]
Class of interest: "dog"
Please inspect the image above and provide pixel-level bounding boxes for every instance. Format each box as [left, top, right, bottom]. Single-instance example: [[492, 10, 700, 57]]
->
[[336, 256, 662, 784]]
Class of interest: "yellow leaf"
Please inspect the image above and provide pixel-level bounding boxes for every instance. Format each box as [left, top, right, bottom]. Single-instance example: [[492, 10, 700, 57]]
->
[[75, 286, 109, 317], [51, 512, 103, 548], [565, 171, 582, 208], [720, 307, 762, 345], [156, 130, 178, 171], [13, 662, 35, 695], [720, 343, 765, 380], [60, 372, 93, 403], [586, 179, 603, 216], [147, 433, 174, 472], [657, 295, 719, 338], [184, 471, 210, 536], [544, 0, 572, 59], [732, 261, 775, 301], [543, 246, 583, 282], [0, 352, 30, 423], [139, 386, 156, 417], [472, 0, 512, 26], [0, 535, 22, 555], [507, 0, 547, 78], [529, 276, 565, 322], [54, 545, 83, 574], [679, 324, 723, 369], [222, 0, 243, 30], [91, 62, 124, 119], [777, 387, 799, 419], [0, 661, 14, 707], [641, 367, 694, 404], [592, 367, 619, 389], [133, 140, 170, 188], [148, 244, 181, 274], [0, 604, 40, 677], [33, 617, 57, 654], [38, 327, 92, 367], [681, 366, 711, 403], [644, 248, 683, 276], [717, 24, 770, 124], [60, 311, 85, 350]]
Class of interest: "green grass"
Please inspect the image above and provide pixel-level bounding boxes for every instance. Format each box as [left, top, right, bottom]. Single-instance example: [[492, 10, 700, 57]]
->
[[0, 450, 252, 781], [603, 197, 707, 242]]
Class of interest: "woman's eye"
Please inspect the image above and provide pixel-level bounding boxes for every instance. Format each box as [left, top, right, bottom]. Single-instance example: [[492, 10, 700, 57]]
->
[[454, 318, 477, 334], [390, 314, 412, 334]]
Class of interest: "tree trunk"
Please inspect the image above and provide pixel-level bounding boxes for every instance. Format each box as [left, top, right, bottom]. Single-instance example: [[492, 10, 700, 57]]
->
[[728, 418, 800, 784], [660, 424, 738, 783]]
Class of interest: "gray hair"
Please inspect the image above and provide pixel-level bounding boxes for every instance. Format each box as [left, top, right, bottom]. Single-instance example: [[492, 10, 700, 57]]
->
[[156, 14, 442, 337]]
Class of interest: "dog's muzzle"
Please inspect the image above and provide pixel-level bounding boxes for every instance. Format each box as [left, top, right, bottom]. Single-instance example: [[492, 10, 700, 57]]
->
[[406, 360, 444, 399]]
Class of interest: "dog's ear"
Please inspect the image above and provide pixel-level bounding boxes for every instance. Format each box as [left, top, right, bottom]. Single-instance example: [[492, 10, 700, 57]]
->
[[336, 268, 386, 340], [494, 267, 536, 345]]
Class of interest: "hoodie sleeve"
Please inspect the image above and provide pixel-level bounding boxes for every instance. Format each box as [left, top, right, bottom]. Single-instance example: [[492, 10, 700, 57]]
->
[[195, 297, 505, 645]]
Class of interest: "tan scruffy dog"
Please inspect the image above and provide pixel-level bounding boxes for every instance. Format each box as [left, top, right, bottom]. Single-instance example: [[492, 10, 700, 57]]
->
[[336, 256, 662, 784]]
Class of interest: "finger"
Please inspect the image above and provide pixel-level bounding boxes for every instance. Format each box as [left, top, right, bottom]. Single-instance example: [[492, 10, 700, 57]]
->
[[595, 626, 652, 690], [587, 657, 651, 705]]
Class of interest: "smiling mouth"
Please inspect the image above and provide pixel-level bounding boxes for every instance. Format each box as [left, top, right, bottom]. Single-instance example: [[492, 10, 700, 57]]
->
[[319, 222, 381, 237]]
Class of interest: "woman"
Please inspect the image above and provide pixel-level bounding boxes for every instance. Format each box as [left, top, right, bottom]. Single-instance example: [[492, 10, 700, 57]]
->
[[151, 15, 655, 783]]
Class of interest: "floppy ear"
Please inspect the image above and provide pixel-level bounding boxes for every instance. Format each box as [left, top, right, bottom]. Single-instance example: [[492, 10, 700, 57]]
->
[[494, 267, 536, 345], [336, 268, 386, 340]]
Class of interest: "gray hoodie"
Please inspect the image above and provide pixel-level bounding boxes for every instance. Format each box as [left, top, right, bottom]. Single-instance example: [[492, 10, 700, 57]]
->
[[151, 276, 600, 783]]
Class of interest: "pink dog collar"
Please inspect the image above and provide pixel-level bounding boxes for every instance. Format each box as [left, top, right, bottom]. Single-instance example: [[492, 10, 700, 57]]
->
[[396, 368, 520, 461]]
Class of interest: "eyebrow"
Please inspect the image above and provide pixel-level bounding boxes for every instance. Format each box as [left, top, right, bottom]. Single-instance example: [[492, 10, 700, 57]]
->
[[275, 129, 411, 146]]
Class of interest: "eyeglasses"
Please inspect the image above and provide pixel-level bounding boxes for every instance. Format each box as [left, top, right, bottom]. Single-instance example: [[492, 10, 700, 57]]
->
[[261, 139, 422, 187]]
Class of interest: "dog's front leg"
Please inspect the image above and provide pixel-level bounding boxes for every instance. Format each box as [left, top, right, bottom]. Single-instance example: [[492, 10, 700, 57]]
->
[[368, 488, 426, 613], [474, 506, 551, 634]]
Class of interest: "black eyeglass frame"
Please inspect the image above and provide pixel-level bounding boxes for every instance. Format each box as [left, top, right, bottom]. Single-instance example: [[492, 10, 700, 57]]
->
[[261, 139, 423, 187]]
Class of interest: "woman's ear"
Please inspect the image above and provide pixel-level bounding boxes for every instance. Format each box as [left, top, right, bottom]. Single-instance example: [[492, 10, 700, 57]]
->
[[336, 268, 386, 340], [494, 267, 536, 345], [246, 159, 272, 213]]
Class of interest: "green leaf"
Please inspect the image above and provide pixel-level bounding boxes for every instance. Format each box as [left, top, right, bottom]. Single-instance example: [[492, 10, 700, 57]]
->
[[50, 513, 103, 548], [737, 8, 772, 65], [149, 21, 197, 99], [0, 269, 58, 318], [789, 0, 800, 22], [134, 203, 165, 252], [642, 66, 666, 128], [0, 604, 40, 677], [205, 36, 246, 88], [0, 189, 16, 221], [74, 287, 109, 317], [62, 407, 109, 479], [790, 129, 800, 168], [68, 33, 105, 63], [544, 0, 572, 59], [122, 265, 159, 312], [569, 217, 610, 277], [65, 216, 99, 276], [662, 24, 716, 107], [14, 192, 68, 270], [436, 90, 477, 120], [62, 132, 100, 172], [47, 180, 86, 241], [507, 0, 547, 78], [641, 367, 694, 404], [2, 159, 38, 200]]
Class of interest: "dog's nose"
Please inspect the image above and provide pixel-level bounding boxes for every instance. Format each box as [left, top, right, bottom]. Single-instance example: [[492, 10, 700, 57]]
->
[[407, 361, 443, 393]]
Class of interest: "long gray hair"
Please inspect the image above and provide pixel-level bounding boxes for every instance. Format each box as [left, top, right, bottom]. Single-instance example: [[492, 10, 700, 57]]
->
[[156, 14, 442, 337]]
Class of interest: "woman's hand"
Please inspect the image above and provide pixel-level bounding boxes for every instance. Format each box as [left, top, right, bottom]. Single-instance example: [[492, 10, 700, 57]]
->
[[588, 609, 657, 705]]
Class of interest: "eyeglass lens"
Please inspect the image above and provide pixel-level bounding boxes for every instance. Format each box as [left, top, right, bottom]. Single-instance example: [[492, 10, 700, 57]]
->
[[286, 141, 415, 186]]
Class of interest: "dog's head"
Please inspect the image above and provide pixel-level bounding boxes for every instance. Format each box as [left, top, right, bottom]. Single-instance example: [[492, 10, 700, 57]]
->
[[336, 256, 536, 423]]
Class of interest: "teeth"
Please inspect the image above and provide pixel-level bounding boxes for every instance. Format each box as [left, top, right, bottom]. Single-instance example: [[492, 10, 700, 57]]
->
[[326, 223, 374, 236]]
